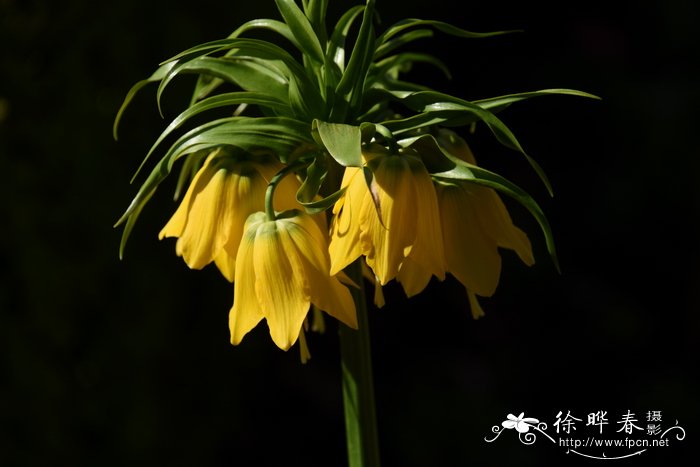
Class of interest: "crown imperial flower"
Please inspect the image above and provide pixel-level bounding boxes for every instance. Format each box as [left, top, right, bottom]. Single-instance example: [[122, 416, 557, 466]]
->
[[329, 150, 445, 286], [230, 210, 357, 351], [159, 149, 302, 281]]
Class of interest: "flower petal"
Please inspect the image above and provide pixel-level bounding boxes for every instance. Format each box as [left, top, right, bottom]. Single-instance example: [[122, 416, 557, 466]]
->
[[360, 156, 416, 284], [397, 256, 433, 297], [471, 185, 535, 266], [286, 213, 357, 329], [438, 183, 502, 297], [402, 156, 445, 280], [253, 219, 310, 351], [229, 222, 264, 345], [329, 168, 365, 275]]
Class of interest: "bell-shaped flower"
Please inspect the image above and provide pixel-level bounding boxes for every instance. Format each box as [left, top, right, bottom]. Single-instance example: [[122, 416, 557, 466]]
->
[[329, 151, 445, 286], [159, 149, 301, 281], [230, 210, 357, 351], [433, 130, 534, 313]]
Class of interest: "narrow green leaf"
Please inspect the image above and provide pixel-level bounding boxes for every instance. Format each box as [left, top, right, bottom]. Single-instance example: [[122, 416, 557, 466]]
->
[[401, 134, 558, 270], [372, 52, 452, 83], [384, 90, 554, 195], [300, 186, 347, 214], [474, 88, 601, 113], [275, 0, 325, 64], [326, 5, 365, 71], [161, 56, 290, 106], [132, 92, 291, 183], [377, 18, 518, 45], [113, 62, 175, 140], [334, 0, 376, 119], [117, 187, 156, 259], [313, 120, 363, 167], [373, 29, 433, 60], [116, 118, 313, 255], [304, 0, 329, 45], [297, 155, 328, 204], [229, 18, 299, 46]]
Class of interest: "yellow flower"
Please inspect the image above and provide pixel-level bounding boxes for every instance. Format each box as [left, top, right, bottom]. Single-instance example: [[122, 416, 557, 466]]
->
[[230, 210, 357, 350], [432, 130, 535, 316], [329, 150, 445, 286], [159, 149, 301, 282]]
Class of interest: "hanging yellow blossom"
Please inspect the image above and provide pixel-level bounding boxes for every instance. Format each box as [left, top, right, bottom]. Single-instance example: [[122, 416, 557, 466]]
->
[[433, 130, 535, 315], [230, 210, 357, 351], [329, 151, 445, 286], [159, 149, 301, 281]]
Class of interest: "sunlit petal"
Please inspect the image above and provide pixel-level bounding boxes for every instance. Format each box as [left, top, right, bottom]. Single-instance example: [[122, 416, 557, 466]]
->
[[438, 183, 501, 297], [253, 218, 310, 351], [229, 224, 264, 345], [361, 156, 416, 284], [329, 167, 365, 275]]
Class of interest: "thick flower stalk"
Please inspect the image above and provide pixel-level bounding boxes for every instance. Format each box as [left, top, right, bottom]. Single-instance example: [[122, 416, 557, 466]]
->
[[230, 210, 357, 351]]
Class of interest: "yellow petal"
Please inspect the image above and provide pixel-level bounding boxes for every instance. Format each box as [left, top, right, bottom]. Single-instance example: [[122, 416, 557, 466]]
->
[[159, 154, 215, 240], [214, 249, 236, 283], [402, 156, 445, 280], [229, 223, 264, 345], [253, 219, 310, 351], [286, 213, 357, 329], [438, 182, 502, 297], [329, 167, 364, 275], [397, 256, 433, 297], [471, 186, 535, 266], [360, 156, 416, 284], [467, 289, 486, 319]]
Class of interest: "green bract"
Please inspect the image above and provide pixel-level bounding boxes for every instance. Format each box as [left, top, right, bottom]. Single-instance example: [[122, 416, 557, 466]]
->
[[114, 0, 597, 264]]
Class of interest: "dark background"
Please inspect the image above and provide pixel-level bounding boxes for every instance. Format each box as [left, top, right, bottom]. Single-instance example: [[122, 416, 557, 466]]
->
[[1, 0, 698, 465]]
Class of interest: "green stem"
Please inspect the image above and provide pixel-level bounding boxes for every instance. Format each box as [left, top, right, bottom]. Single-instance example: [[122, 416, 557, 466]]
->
[[339, 260, 381, 467], [264, 159, 309, 221]]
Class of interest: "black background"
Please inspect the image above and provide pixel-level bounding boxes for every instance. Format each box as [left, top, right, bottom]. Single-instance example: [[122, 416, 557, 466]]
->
[[1, 0, 698, 465]]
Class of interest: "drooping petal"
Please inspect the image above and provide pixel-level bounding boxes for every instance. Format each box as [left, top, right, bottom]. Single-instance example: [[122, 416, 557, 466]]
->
[[252, 217, 310, 351], [329, 167, 365, 275], [470, 185, 535, 266], [438, 182, 502, 297], [397, 256, 433, 298], [360, 156, 416, 284], [229, 222, 264, 345], [401, 156, 445, 280], [159, 154, 215, 240], [286, 212, 357, 329], [159, 151, 306, 282]]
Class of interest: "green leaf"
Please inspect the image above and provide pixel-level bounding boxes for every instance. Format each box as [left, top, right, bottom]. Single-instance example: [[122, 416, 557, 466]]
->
[[383, 90, 554, 196], [299, 186, 347, 214], [313, 120, 363, 167], [296, 155, 328, 204], [401, 134, 558, 270], [117, 186, 156, 259], [133, 92, 291, 183], [377, 18, 519, 45], [326, 5, 365, 71], [304, 0, 329, 45], [118, 117, 311, 230], [334, 0, 376, 120], [373, 29, 433, 60], [474, 88, 601, 113], [160, 56, 290, 107], [274, 0, 325, 64], [113, 62, 175, 140], [371, 52, 451, 83], [229, 18, 298, 46]]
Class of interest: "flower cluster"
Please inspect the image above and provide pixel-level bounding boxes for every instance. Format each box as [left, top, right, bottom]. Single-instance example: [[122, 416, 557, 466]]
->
[[115, 0, 593, 356]]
